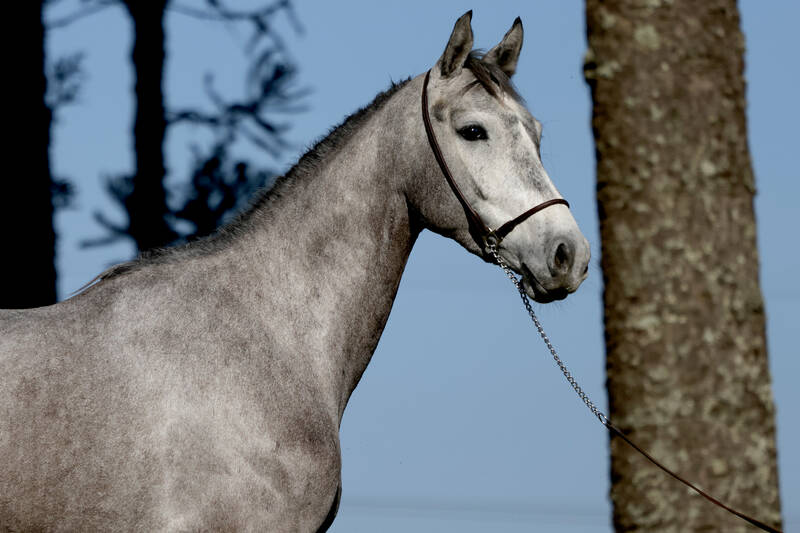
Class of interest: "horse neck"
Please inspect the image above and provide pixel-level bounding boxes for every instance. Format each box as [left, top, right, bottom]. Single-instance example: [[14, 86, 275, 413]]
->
[[242, 81, 423, 419]]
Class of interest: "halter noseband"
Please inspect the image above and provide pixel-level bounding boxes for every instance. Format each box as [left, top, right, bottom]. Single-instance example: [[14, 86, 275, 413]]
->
[[421, 70, 569, 249]]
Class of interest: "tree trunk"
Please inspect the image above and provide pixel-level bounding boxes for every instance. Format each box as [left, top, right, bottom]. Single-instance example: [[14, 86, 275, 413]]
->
[[584, 1, 782, 530], [2, 0, 57, 308], [121, 0, 176, 252]]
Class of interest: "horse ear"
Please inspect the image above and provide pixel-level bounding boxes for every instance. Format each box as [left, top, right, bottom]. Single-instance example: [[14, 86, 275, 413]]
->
[[485, 17, 524, 77], [437, 11, 474, 78]]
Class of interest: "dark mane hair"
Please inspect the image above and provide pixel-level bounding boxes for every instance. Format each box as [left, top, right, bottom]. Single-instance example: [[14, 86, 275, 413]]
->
[[79, 52, 515, 289], [236, 77, 412, 221], [78, 77, 412, 289], [465, 51, 522, 103]]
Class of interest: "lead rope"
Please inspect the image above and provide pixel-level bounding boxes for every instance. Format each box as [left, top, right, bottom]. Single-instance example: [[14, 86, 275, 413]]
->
[[486, 243, 782, 533]]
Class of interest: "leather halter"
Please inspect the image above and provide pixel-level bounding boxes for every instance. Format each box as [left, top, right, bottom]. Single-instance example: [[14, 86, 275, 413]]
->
[[421, 70, 782, 533], [421, 70, 569, 249]]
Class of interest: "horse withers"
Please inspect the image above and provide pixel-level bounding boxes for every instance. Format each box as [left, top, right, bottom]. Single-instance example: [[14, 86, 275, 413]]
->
[[1, 12, 589, 532]]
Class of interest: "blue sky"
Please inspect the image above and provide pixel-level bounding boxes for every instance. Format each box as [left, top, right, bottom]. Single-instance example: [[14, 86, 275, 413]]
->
[[47, 1, 798, 530]]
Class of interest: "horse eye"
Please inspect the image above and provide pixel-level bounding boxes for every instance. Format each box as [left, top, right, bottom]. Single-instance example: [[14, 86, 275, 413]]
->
[[457, 125, 488, 141]]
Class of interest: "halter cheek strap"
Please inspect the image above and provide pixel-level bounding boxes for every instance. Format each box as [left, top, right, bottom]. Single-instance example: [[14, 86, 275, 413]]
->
[[421, 70, 569, 249]]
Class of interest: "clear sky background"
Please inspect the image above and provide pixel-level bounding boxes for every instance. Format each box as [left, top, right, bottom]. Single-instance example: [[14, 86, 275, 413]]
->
[[46, 1, 797, 531]]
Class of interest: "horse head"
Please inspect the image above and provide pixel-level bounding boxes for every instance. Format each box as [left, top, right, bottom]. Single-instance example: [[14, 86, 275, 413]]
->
[[412, 12, 590, 303]]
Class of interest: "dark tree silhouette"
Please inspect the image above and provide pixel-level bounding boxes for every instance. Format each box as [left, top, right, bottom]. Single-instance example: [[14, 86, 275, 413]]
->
[[2, 1, 58, 309], [0, 0, 303, 307], [83, 0, 305, 252], [119, 0, 176, 251], [584, 0, 782, 530], [174, 143, 273, 239]]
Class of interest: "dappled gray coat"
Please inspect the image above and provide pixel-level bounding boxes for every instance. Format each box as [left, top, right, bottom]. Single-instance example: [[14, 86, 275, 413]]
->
[[0, 12, 589, 532]]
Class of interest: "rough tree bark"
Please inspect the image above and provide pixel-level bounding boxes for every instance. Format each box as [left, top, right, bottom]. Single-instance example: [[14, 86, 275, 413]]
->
[[2, 0, 58, 308], [583, 1, 782, 530], [120, 0, 177, 252]]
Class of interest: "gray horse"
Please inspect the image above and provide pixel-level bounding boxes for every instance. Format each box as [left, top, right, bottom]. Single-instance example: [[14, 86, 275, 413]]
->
[[1, 12, 589, 532]]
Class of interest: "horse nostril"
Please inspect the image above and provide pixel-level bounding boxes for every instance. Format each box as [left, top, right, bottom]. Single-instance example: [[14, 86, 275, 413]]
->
[[554, 242, 571, 273]]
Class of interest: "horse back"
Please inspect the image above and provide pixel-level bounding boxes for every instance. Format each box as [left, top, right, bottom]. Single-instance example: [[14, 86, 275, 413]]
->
[[1, 273, 341, 531]]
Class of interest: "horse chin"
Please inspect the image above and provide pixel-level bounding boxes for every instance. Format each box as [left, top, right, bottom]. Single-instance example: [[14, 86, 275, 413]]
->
[[521, 268, 568, 304]]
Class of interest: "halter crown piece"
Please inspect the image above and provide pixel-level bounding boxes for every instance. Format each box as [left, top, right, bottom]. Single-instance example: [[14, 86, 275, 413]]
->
[[421, 70, 569, 249]]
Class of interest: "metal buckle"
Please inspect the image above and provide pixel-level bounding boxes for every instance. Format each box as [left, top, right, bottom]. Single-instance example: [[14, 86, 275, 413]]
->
[[484, 230, 502, 249]]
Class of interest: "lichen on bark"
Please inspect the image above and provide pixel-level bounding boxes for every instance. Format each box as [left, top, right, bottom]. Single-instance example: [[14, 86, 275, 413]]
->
[[584, 0, 782, 530]]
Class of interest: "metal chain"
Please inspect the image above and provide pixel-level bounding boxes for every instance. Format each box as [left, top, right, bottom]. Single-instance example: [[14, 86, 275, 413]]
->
[[487, 244, 609, 427], [484, 245, 784, 532]]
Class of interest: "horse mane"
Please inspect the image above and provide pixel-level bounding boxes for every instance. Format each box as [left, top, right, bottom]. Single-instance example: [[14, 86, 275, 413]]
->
[[238, 76, 412, 221], [78, 52, 515, 291]]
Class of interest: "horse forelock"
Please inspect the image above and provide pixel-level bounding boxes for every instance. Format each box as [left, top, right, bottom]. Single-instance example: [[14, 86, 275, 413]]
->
[[464, 51, 523, 103]]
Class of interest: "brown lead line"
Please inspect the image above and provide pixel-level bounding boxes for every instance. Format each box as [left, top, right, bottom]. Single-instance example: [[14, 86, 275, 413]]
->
[[422, 66, 783, 533], [489, 247, 782, 533], [604, 421, 782, 533]]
